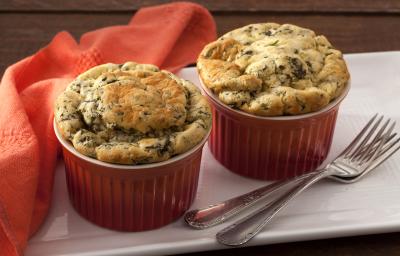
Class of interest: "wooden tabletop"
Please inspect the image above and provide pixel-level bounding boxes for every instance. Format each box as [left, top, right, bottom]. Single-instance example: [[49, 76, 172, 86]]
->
[[2, 0, 400, 255]]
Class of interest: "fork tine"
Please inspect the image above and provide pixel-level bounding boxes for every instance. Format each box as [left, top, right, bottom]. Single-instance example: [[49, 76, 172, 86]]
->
[[345, 114, 383, 158], [365, 121, 396, 162], [358, 132, 398, 159], [377, 132, 397, 145], [364, 138, 400, 172], [359, 120, 395, 163], [355, 118, 392, 162], [339, 113, 378, 157], [373, 134, 400, 159]]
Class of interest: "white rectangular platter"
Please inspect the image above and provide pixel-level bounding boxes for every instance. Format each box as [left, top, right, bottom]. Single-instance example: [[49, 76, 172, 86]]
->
[[26, 51, 400, 256]]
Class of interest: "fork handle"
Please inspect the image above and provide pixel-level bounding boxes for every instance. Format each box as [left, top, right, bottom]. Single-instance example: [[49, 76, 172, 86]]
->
[[216, 168, 336, 246], [185, 172, 314, 229]]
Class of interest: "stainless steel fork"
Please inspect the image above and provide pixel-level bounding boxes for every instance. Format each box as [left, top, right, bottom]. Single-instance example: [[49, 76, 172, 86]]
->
[[216, 115, 400, 246], [185, 115, 398, 229]]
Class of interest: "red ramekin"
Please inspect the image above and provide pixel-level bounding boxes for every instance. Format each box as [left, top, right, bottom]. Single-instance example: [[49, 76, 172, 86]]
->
[[199, 76, 350, 181], [54, 120, 210, 231]]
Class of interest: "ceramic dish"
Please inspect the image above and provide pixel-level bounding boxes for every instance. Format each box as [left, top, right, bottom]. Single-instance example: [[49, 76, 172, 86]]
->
[[54, 121, 210, 231], [199, 77, 350, 180], [197, 23, 350, 180], [26, 52, 400, 255]]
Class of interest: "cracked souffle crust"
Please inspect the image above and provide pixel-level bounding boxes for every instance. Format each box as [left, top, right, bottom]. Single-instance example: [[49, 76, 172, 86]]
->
[[55, 62, 212, 164], [197, 23, 350, 116]]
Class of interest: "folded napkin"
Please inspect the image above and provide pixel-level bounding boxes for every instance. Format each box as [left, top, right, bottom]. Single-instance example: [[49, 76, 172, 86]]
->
[[0, 2, 216, 254]]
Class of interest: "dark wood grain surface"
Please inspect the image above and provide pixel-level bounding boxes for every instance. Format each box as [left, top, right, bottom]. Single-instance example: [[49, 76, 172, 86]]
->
[[1, 0, 400, 74], [2, 0, 400, 12], [2, 1, 400, 255]]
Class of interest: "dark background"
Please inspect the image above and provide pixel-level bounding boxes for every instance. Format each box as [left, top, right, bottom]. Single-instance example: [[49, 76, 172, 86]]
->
[[2, 0, 400, 255], [1, 0, 400, 74]]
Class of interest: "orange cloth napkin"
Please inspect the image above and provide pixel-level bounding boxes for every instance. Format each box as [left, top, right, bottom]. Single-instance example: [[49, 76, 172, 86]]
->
[[0, 2, 216, 255]]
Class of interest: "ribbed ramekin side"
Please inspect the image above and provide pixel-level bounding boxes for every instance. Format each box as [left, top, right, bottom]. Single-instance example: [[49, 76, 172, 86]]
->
[[291, 108, 339, 177], [61, 145, 203, 231], [207, 102, 340, 180]]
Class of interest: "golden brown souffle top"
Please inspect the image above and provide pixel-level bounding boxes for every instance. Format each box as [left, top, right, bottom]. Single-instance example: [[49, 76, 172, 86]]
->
[[197, 23, 350, 116], [55, 62, 211, 165]]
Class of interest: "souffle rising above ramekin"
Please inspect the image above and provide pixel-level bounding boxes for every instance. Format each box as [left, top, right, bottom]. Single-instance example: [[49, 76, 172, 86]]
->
[[55, 62, 212, 165], [197, 23, 350, 116]]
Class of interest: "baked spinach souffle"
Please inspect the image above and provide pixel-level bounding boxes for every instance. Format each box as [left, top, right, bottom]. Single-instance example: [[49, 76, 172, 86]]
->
[[55, 62, 212, 164]]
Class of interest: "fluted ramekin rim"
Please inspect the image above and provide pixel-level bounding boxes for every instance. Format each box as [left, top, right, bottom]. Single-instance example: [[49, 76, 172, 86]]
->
[[54, 119, 211, 170], [198, 72, 350, 121]]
